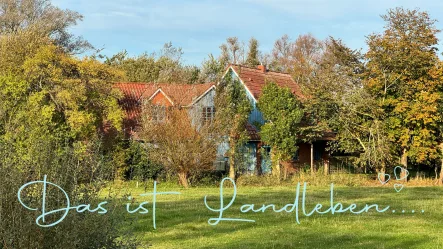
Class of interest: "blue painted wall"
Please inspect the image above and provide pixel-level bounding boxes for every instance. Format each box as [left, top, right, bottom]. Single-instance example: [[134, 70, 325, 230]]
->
[[229, 69, 265, 127]]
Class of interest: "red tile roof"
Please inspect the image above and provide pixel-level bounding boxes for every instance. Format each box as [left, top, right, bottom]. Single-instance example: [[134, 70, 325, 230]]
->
[[228, 65, 303, 100], [143, 83, 215, 106], [113, 82, 215, 137], [246, 123, 261, 141], [113, 83, 155, 121]]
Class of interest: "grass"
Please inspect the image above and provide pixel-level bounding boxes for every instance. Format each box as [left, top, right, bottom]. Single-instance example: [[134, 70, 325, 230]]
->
[[104, 178, 443, 249]]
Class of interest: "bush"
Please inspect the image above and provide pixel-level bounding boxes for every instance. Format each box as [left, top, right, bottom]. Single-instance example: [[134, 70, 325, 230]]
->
[[123, 140, 163, 181], [0, 139, 138, 249]]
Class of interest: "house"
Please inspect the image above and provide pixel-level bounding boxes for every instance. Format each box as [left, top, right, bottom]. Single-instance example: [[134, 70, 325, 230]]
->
[[221, 64, 334, 175], [114, 65, 334, 175], [113, 82, 216, 140]]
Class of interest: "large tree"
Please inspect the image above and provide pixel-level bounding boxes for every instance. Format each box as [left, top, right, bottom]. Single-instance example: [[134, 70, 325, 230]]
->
[[365, 7, 442, 178], [257, 82, 304, 179], [0, 0, 92, 53], [215, 73, 252, 180], [140, 103, 218, 187], [0, 3, 133, 247]]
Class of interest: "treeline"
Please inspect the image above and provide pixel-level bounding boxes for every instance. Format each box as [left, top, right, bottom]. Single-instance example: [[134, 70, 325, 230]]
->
[[2, 0, 443, 245], [113, 8, 443, 184], [252, 8, 443, 184], [0, 0, 136, 247]]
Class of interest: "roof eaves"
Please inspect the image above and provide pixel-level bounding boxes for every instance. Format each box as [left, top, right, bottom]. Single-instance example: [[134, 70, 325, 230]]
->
[[227, 65, 258, 103], [185, 84, 216, 108], [148, 88, 174, 106]]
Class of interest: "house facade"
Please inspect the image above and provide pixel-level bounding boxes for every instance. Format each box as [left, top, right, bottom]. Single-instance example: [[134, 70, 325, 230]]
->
[[114, 82, 216, 140], [114, 65, 333, 175], [220, 65, 333, 175]]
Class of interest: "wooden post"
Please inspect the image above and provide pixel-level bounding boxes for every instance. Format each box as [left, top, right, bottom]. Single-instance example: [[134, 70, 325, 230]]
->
[[310, 143, 314, 175], [324, 158, 329, 175], [256, 143, 262, 176]]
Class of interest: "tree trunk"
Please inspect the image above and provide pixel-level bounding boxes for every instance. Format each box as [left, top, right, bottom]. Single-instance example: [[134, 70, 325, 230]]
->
[[271, 150, 281, 180], [439, 143, 443, 185], [379, 166, 386, 183], [281, 161, 292, 180], [229, 138, 236, 180], [439, 160, 443, 185], [400, 148, 408, 182], [310, 143, 314, 175], [178, 171, 189, 188]]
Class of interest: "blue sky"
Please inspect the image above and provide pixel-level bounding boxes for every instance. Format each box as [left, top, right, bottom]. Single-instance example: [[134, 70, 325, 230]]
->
[[53, 0, 443, 65]]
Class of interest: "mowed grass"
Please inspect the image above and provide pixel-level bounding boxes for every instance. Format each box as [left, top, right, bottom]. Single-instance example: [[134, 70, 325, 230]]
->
[[105, 181, 443, 249]]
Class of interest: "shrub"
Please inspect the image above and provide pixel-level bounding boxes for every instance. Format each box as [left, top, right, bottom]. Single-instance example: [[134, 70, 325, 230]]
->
[[0, 139, 138, 249]]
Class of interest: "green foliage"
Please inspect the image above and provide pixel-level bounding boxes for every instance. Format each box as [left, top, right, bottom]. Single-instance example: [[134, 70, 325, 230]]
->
[[258, 82, 303, 161], [0, 0, 92, 54], [0, 15, 129, 246], [215, 71, 252, 178], [0, 135, 137, 248], [365, 7, 442, 164], [245, 37, 260, 67], [105, 43, 201, 84], [215, 72, 252, 138], [123, 140, 163, 181], [199, 54, 225, 83]]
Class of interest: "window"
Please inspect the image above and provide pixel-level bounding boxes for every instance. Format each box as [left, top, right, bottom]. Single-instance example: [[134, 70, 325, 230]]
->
[[202, 106, 216, 124], [152, 105, 166, 122]]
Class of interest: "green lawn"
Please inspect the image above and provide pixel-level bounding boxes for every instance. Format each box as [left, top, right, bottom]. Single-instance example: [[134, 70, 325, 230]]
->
[[108, 181, 443, 249]]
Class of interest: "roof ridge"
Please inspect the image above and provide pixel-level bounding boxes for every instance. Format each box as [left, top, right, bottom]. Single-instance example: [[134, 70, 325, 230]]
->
[[229, 64, 292, 76]]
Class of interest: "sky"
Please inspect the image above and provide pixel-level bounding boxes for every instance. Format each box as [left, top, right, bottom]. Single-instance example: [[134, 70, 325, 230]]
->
[[52, 0, 443, 65]]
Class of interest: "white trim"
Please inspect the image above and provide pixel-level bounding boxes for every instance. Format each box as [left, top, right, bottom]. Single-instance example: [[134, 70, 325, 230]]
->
[[225, 65, 258, 104], [185, 85, 216, 107], [148, 88, 174, 105], [219, 66, 232, 85]]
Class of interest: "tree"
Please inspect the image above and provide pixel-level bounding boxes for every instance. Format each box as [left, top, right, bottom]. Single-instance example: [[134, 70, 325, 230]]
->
[[332, 88, 393, 180], [0, 0, 92, 54], [245, 37, 260, 67], [257, 82, 304, 179], [199, 54, 225, 83], [270, 34, 293, 72], [365, 7, 442, 178], [269, 34, 323, 79], [105, 43, 200, 84], [299, 37, 363, 174], [291, 34, 324, 84], [0, 11, 134, 247], [218, 37, 246, 66], [140, 103, 218, 187], [427, 62, 443, 184], [215, 72, 252, 180], [0, 30, 125, 176]]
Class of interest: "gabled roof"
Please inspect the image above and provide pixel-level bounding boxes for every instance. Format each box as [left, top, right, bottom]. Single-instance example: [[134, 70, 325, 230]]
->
[[113, 82, 155, 120], [226, 65, 303, 101], [113, 82, 215, 125], [141, 83, 215, 107]]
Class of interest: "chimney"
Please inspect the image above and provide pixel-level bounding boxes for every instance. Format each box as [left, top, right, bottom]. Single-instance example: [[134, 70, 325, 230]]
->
[[257, 65, 266, 73]]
